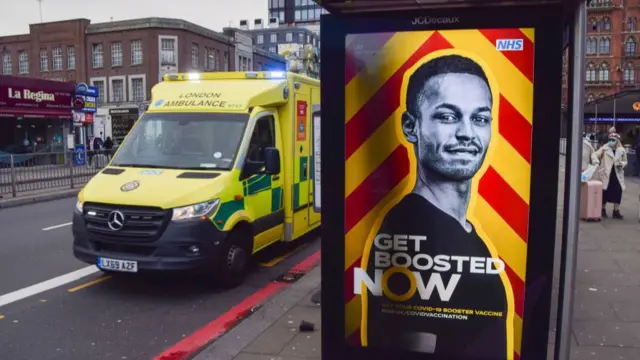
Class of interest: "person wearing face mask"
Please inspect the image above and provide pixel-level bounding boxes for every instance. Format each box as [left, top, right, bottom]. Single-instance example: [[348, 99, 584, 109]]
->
[[592, 133, 628, 219]]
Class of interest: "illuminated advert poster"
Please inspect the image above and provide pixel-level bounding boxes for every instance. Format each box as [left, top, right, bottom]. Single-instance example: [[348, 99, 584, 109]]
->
[[344, 28, 534, 360]]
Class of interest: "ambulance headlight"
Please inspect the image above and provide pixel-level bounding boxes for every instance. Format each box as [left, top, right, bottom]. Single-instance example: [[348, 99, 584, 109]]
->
[[172, 199, 220, 221], [75, 199, 84, 213]]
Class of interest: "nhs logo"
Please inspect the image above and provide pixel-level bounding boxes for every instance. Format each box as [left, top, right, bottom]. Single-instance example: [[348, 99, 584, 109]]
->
[[496, 39, 524, 51]]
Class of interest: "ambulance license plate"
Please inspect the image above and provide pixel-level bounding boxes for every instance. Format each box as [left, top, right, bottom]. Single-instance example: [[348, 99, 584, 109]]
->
[[98, 257, 138, 273]]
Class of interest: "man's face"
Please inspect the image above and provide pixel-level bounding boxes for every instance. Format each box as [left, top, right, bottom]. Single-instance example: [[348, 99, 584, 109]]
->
[[409, 73, 493, 181]]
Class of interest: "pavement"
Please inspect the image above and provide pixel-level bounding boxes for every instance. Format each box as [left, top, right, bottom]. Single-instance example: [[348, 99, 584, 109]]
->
[[193, 156, 640, 360], [0, 197, 321, 360]]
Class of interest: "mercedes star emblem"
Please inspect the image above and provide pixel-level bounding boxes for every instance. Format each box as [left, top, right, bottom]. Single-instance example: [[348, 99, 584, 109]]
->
[[107, 210, 125, 231]]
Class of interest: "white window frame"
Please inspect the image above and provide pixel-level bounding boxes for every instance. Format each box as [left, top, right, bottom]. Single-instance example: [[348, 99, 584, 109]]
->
[[18, 50, 28, 74], [191, 43, 199, 68], [130, 40, 143, 65], [67, 46, 76, 69], [109, 75, 126, 103], [90, 76, 107, 104], [257, 34, 264, 44], [158, 35, 178, 68], [92, 43, 104, 68], [128, 74, 147, 102], [270, 34, 277, 43], [2, 52, 11, 75], [52, 47, 63, 71], [111, 41, 123, 67], [286, 33, 293, 42], [40, 48, 48, 72]]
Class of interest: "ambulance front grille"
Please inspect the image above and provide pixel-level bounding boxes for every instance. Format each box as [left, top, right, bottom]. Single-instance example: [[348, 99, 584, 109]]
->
[[82, 203, 171, 242]]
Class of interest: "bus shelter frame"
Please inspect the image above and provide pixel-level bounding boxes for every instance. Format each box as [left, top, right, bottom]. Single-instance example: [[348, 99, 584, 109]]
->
[[315, 1, 586, 359]]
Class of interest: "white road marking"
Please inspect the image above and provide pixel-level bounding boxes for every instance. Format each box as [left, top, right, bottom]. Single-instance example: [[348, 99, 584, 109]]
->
[[42, 222, 72, 231], [0, 266, 99, 308]]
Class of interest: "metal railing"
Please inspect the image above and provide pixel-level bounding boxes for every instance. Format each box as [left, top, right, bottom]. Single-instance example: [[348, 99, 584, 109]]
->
[[0, 149, 115, 198]]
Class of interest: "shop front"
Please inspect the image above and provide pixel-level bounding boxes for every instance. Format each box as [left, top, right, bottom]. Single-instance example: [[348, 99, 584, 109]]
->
[[108, 107, 139, 144], [0, 75, 73, 154], [72, 83, 99, 147]]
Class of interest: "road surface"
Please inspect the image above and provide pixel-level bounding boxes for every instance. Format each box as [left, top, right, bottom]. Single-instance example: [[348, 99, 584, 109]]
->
[[0, 198, 320, 360]]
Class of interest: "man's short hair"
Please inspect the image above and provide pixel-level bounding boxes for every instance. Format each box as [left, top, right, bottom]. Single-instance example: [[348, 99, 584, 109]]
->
[[406, 54, 492, 118]]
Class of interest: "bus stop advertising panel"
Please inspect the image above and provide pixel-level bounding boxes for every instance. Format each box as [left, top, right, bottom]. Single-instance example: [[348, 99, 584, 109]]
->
[[319, 2, 567, 360]]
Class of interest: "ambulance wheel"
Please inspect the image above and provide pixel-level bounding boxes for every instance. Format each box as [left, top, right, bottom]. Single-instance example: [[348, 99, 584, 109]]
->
[[215, 229, 251, 288]]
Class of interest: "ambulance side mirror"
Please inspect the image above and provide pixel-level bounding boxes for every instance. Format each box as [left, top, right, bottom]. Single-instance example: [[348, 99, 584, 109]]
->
[[264, 147, 281, 175]]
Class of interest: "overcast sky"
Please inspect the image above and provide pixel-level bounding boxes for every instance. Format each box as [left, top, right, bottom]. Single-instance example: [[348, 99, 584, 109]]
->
[[0, 0, 268, 35]]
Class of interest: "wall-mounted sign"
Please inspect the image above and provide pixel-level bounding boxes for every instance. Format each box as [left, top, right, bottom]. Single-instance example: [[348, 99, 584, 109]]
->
[[74, 83, 99, 113], [109, 107, 139, 115]]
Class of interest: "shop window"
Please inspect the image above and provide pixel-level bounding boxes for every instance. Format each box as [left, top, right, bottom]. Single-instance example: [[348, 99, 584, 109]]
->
[[52, 47, 63, 71], [67, 46, 75, 70]]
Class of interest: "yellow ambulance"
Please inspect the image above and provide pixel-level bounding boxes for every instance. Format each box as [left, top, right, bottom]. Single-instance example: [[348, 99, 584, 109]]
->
[[72, 71, 321, 287]]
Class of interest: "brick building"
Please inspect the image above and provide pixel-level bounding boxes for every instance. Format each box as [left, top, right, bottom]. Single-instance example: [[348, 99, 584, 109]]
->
[[585, 0, 640, 102], [0, 17, 286, 142]]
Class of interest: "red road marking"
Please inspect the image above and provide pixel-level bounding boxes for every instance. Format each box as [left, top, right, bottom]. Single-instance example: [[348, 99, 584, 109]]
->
[[153, 249, 321, 360]]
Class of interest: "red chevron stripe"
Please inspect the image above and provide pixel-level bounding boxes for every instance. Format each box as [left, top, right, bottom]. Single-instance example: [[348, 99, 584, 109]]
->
[[515, 351, 520, 360], [502, 258, 525, 317], [348, 328, 362, 346], [498, 95, 532, 163], [478, 167, 530, 242], [345, 146, 410, 234], [478, 29, 534, 82], [345, 259, 362, 303], [345, 33, 395, 84], [345, 32, 453, 160]]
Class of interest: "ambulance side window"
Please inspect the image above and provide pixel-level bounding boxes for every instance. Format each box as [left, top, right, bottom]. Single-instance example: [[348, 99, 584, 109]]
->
[[242, 116, 275, 179]]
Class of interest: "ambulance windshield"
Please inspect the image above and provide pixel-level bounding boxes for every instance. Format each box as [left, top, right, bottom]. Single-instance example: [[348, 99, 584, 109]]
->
[[111, 112, 248, 170]]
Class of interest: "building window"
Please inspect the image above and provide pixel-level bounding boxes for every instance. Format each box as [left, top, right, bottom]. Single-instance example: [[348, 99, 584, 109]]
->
[[130, 76, 145, 102], [2, 52, 11, 75], [602, 17, 611, 31], [279, 12, 285, 23], [224, 51, 229, 71], [93, 80, 106, 103], [286, 33, 293, 42], [111, 77, 125, 102], [623, 63, 635, 84], [257, 34, 264, 44], [67, 46, 75, 69], [590, 17, 598, 31], [51, 47, 63, 71], [92, 43, 104, 68], [131, 40, 143, 65], [626, 37, 636, 56], [160, 37, 177, 66], [205, 47, 216, 70], [295, 10, 301, 21], [627, 17, 637, 32], [586, 62, 596, 82], [40, 48, 48, 72], [587, 93, 595, 102], [295, 0, 301, 4], [315, 7, 321, 20], [278, 0, 284, 7], [598, 37, 610, 54], [298, 33, 304, 43], [191, 44, 199, 68], [586, 37, 597, 54], [598, 93, 606, 98], [111, 42, 123, 67], [18, 51, 28, 74], [598, 62, 610, 82], [269, 46, 277, 53], [270, 34, 277, 43]]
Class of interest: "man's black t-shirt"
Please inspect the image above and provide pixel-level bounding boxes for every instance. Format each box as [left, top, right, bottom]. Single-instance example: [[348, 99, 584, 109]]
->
[[365, 193, 508, 359]]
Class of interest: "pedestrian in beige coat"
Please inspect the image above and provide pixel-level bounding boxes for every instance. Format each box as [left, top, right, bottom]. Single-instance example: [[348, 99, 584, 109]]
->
[[582, 137, 595, 172], [591, 133, 627, 219]]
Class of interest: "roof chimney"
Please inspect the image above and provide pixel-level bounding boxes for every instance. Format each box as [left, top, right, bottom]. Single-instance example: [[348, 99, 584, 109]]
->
[[239, 19, 248, 30], [269, 17, 279, 28], [254, 19, 263, 30]]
